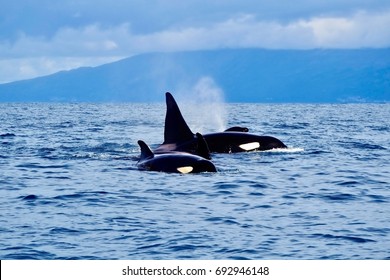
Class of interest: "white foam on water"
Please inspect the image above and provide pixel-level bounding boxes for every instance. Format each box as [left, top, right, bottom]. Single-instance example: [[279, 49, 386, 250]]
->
[[263, 147, 305, 153]]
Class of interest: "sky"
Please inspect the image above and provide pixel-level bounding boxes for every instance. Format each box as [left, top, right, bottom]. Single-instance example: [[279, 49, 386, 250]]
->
[[1, 0, 390, 83]]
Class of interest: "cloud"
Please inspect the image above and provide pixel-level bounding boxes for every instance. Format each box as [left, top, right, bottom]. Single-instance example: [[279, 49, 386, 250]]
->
[[3, 10, 389, 57], [1, 9, 390, 82], [1, 24, 130, 57], [140, 10, 390, 50], [300, 10, 390, 47]]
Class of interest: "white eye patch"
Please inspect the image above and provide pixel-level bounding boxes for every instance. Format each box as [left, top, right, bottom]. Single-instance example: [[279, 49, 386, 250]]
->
[[239, 142, 260, 151], [177, 166, 194, 174]]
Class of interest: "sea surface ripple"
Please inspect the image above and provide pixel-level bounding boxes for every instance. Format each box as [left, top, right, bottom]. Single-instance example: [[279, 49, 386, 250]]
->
[[0, 103, 389, 259]]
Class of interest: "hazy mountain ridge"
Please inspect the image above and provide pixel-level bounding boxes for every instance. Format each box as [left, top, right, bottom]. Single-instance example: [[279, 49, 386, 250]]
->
[[1, 48, 389, 102]]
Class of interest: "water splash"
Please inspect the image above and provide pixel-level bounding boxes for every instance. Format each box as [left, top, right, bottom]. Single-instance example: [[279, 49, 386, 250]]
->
[[176, 76, 227, 133], [262, 147, 305, 153]]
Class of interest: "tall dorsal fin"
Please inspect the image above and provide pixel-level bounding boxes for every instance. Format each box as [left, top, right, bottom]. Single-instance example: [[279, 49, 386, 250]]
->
[[137, 140, 154, 160], [195, 132, 212, 160], [163, 92, 194, 144]]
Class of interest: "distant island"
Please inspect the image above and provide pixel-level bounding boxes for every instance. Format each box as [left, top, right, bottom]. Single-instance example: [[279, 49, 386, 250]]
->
[[1, 48, 389, 102]]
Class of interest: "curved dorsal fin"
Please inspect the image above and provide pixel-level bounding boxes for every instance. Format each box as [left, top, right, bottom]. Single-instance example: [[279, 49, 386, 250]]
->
[[137, 140, 154, 160], [195, 132, 212, 160], [163, 92, 194, 144]]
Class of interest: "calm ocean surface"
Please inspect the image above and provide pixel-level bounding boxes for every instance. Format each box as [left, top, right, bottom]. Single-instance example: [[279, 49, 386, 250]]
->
[[0, 102, 389, 259]]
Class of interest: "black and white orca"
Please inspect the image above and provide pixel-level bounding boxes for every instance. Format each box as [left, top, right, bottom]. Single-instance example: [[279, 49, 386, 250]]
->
[[137, 133, 217, 174], [154, 92, 287, 154]]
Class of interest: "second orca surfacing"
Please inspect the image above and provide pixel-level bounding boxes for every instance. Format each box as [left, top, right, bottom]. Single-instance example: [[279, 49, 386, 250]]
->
[[137, 133, 216, 174], [154, 92, 287, 155]]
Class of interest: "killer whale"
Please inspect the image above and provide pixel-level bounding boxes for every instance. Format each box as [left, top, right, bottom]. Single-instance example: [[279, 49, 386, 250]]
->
[[137, 133, 217, 173], [155, 92, 287, 154]]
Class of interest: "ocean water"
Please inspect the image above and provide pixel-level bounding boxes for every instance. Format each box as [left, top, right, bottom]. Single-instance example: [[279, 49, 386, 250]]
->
[[0, 102, 389, 260]]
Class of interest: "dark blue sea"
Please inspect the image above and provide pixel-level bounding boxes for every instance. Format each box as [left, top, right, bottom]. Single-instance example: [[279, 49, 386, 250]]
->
[[0, 102, 389, 259]]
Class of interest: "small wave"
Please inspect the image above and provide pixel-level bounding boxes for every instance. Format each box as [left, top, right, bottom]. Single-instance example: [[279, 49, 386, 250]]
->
[[37, 147, 57, 158], [370, 125, 390, 132], [340, 141, 387, 150], [86, 127, 104, 132], [367, 194, 388, 203], [360, 227, 390, 235], [68, 143, 134, 160], [61, 255, 102, 260], [168, 244, 200, 252], [335, 180, 361, 187], [306, 150, 331, 155], [52, 191, 109, 202], [304, 192, 359, 202], [354, 143, 387, 150], [228, 255, 252, 260], [16, 163, 70, 169], [205, 216, 239, 225], [49, 227, 84, 235], [21, 194, 39, 201], [137, 243, 163, 250], [53, 193, 84, 201], [216, 248, 258, 260], [2, 247, 56, 259], [248, 192, 265, 197], [321, 193, 358, 202], [0, 133, 16, 138], [53, 121, 74, 129], [311, 233, 376, 243], [86, 142, 127, 153], [45, 175, 71, 180], [214, 183, 240, 190], [274, 123, 309, 130]]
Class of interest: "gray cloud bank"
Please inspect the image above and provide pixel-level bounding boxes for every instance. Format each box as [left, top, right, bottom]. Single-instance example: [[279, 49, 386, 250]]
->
[[1, 1, 390, 83]]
